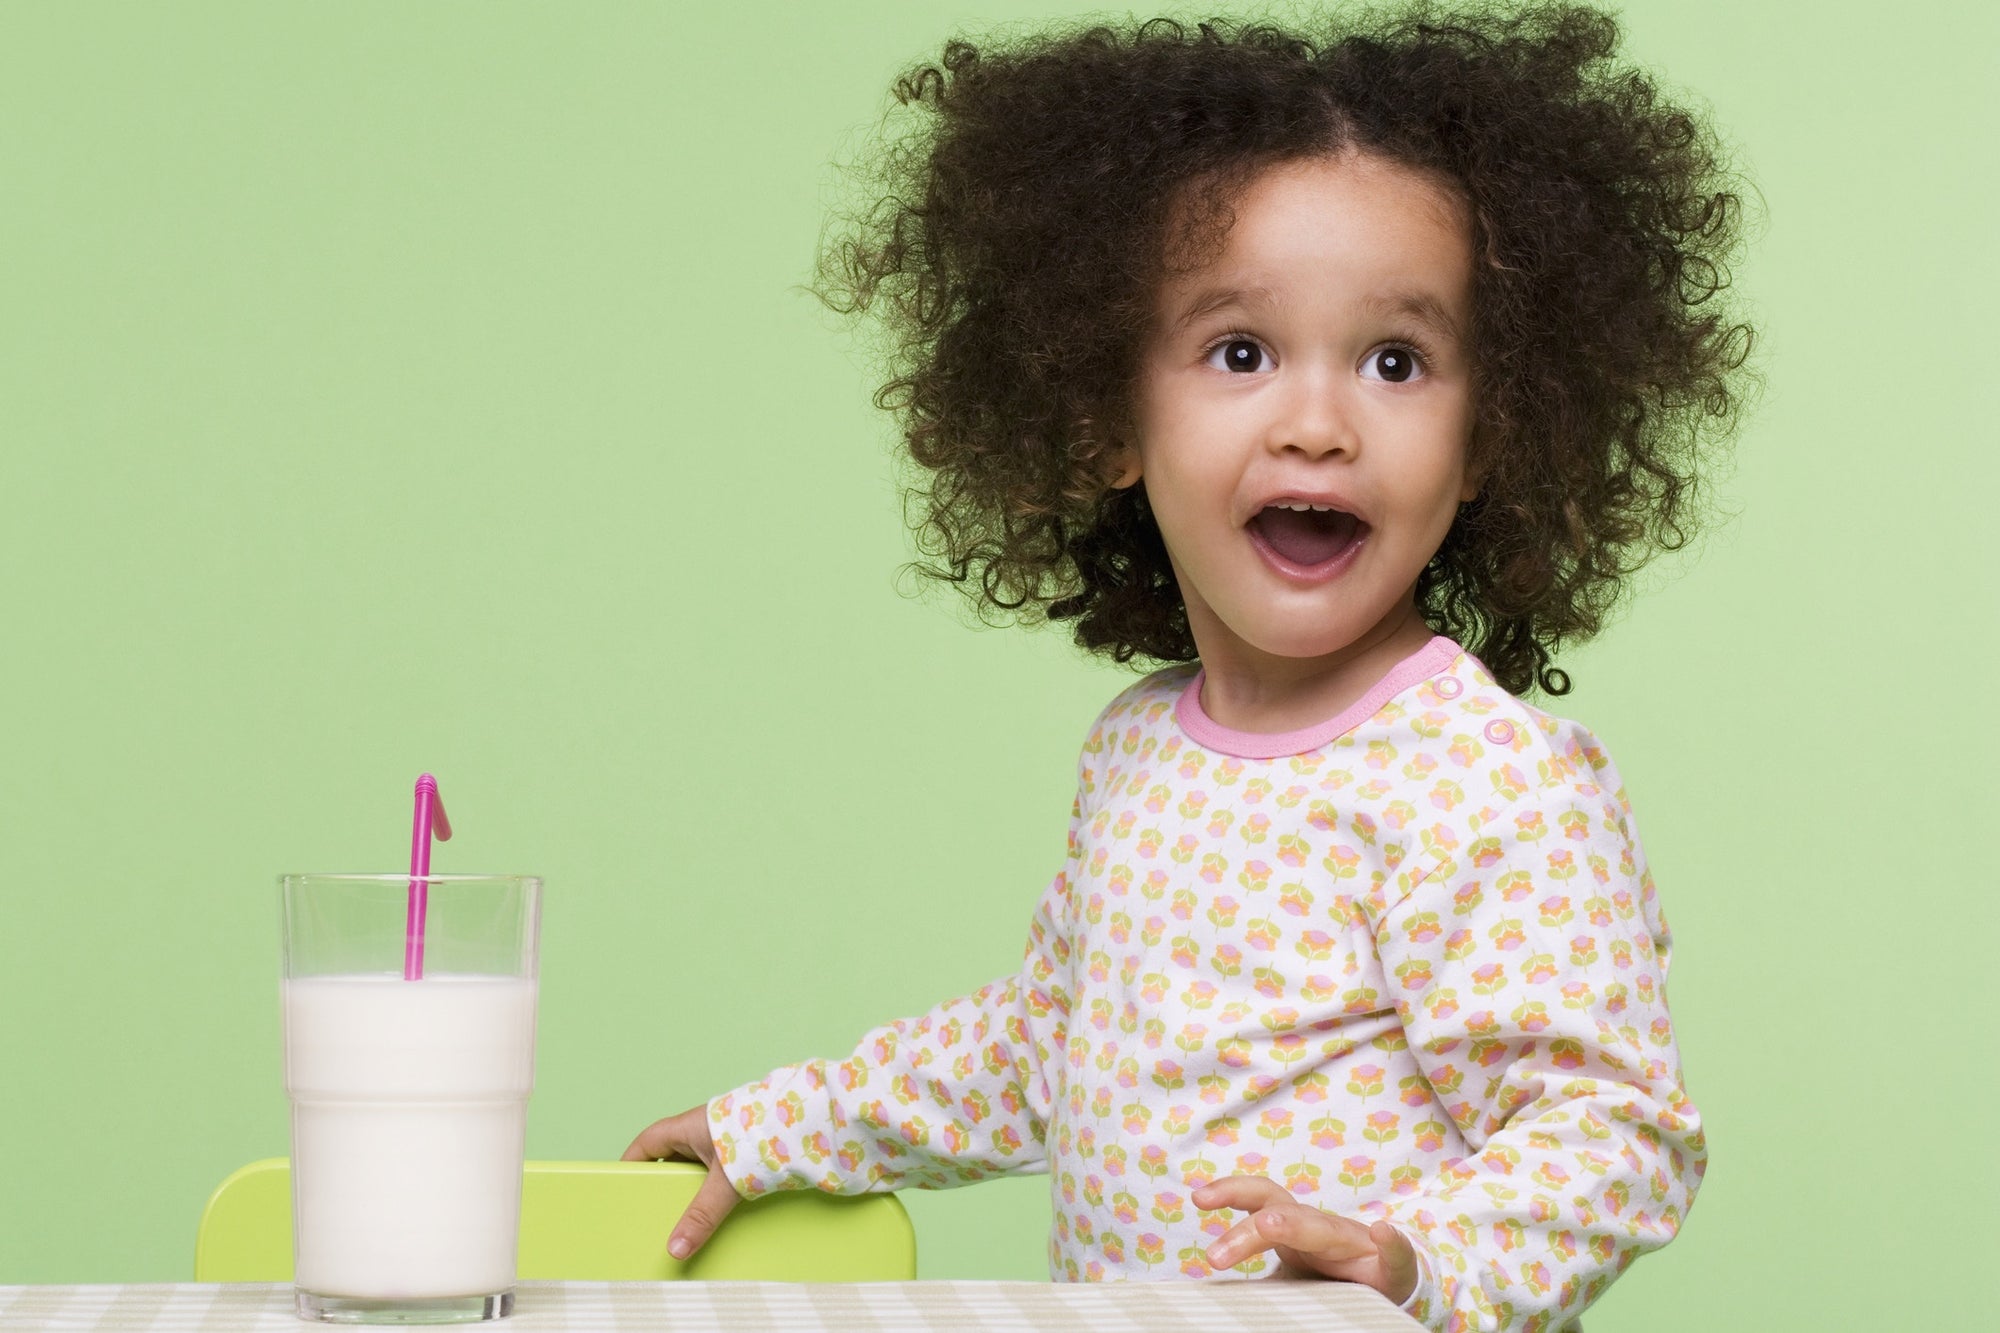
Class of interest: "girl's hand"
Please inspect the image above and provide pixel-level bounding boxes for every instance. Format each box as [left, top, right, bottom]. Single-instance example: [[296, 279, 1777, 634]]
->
[[622, 1104, 739, 1260], [1193, 1176, 1418, 1304]]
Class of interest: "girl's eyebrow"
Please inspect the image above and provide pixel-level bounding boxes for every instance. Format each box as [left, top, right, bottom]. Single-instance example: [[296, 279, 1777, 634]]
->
[[1167, 284, 1463, 347]]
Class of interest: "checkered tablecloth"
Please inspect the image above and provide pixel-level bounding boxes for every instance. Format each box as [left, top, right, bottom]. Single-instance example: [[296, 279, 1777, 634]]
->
[[0, 1280, 1424, 1331]]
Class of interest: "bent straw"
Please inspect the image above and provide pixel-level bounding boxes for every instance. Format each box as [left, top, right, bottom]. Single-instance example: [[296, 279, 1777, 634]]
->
[[402, 773, 453, 980]]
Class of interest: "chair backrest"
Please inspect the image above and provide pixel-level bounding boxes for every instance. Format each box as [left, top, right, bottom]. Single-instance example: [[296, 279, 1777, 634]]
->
[[195, 1159, 915, 1282]]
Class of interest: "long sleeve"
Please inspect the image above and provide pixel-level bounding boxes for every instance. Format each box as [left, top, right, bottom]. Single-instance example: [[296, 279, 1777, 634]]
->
[[1367, 750, 1705, 1331], [708, 774, 1089, 1199]]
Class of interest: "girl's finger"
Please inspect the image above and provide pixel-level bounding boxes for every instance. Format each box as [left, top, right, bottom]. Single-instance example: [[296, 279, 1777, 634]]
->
[[1370, 1220, 1421, 1305], [666, 1162, 741, 1260], [1190, 1174, 1291, 1215], [1202, 1213, 1275, 1272], [622, 1106, 707, 1163], [1252, 1202, 1377, 1269]]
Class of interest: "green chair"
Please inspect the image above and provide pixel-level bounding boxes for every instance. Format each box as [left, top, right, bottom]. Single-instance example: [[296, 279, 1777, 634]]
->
[[195, 1159, 915, 1282]]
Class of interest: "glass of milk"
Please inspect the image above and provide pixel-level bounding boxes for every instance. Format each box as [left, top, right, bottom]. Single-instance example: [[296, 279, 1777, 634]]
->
[[280, 874, 542, 1324]]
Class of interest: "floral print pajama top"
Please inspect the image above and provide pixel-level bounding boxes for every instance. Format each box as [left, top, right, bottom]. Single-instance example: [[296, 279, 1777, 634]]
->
[[709, 635, 1704, 1332]]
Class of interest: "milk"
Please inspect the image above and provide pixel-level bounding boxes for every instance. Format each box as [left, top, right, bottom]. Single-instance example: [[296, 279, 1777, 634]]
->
[[283, 973, 539, 1299]]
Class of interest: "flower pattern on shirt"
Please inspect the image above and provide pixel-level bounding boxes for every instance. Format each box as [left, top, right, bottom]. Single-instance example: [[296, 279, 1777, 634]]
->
[[710, 639, 1704, 1333]]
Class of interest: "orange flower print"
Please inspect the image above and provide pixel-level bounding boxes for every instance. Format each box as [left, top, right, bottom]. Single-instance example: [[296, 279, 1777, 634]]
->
[[1492, 1218, 1527, 1252], [1339, 1156, 1377, 1189], [1277, 784, 1308, 808], [1108, 911, 1132, 945], [1169, 936, 1198, 970], [1296, 929, 1337, 961], [1394, 958, 1434, 991], [1546, 847, 1578, 881], [1136, 828, 1163, 859], [1284, 1162, 1323, 1196], [1206, 894, 1242, 928], [1487, 918, 1527, 951], [1121, 1103, 1152, 1135], [1206, 810, 1235, 838], [1216, 758, 1245, 786], [1560, 981, 1594, 1010], [1139, 1145, 1169, 1179], [1587, 894, 1615, 926], [1448, 734, 1484, 767], [1245, 918, 1280, 952], [1177, 790, 1208, 820], [1205, 1117, 1240, 1147], [1237, 860, 1275, 894], [1429, 778, 1466, 811], [1347, 1064, 1387, 1098], [1470, 962, 1506, 995], [1569, 934, 1599, 966], [1300, 974, 1338, 1002], [1305, 798, 1338, 832], [1151, 1190, 1185, 1223], [1140, 916, 1166, 947], [1511, 1000, 1553, 1033], [1216, 1036, 1252, 1068], [1397, 1075, 1433, 1109], [1240, 811, 1271, 843], [1210, 943, 1243, 977], [1365, 739, 1398, 770], [1443, 928, 1476, 962], [1257, 1108, 1295, 1142], [1181, 979, 1218, 1009], [1349, 811, 1379, 844], [1174, 1023, 1208, 1055], [1383, 799, 1417, 830], [1170, 833, 1199, 865], [1550, 1037, 1586, 1070], [1321, 844, 1362, 883], [1112, 1190, 1140, 1225], [1452, 882, 1485, 916], [1423, 987, 1459, 1021], [1150, 1058, 1185, 1091], [1468, 835, 1504, 869], [1558, 808, 1591, 840], [1364, 1110, 1400, 1144], [1139, 972, 1169, 1004], [1176, 751, 1205, 779], [1144, 783, 1171, 815], [1492, 763, 1530, 800], [1413, 1118, 1448, 1153], [1234, 1152, 1271, 1176], [1389, 1164, 1423, 1196], [1198, 853, 1228, 884], [1521, 953, 1558, 985], [1252, 965, 1286, 998], [1274, 834, 1310, 869], [1403, 910, 1444, 944], [1309, 1114, 1348, 1149]]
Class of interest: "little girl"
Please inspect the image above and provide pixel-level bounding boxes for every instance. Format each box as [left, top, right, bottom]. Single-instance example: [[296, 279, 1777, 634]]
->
[[627, 4, 1753, 1329]]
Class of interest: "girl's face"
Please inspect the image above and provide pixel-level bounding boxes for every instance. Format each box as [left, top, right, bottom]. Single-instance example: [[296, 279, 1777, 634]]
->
[[1121, 150, 1480, 685]]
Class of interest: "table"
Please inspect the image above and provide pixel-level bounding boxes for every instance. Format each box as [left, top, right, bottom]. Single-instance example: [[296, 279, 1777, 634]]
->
[[0, 1280, 1424, 1331]]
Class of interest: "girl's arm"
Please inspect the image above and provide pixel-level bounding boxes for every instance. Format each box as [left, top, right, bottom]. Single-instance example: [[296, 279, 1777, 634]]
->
[[1367, 769, 1705, 1331]]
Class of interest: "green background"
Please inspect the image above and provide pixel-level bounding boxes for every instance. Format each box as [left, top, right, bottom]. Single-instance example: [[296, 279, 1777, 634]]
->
[[2, 2, 1992, 1327]]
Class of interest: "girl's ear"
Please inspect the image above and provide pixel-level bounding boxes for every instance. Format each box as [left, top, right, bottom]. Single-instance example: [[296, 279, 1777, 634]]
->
[[1107, 445, 1143, 490]]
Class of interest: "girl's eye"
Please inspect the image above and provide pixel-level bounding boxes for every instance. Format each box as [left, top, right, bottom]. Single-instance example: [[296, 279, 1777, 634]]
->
[[1204, 338, 1269, 374], [1362, 346, 1425, 384]]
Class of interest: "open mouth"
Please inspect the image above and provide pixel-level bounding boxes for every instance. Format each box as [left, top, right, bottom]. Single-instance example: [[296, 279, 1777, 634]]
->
[[1248, 502, 1366, 567]]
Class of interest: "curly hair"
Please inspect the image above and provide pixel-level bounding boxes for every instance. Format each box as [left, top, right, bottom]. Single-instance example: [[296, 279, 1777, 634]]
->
[[811, 1, 1758, 697]]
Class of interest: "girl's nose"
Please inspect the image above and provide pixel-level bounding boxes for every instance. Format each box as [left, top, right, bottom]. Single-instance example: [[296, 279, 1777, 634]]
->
[[1267, 367, 1360, 460]]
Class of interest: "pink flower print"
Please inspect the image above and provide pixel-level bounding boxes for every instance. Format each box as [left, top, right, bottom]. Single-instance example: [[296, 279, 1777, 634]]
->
[[1177, 790, 1209, 821], [1205, 1117, 1240, 1146], [1182, 979, 1219, 1009], [1487, 918, 1527, 951], [1122, 1103, 1153, 1136], [1112, 1190, 1140, 1224], [1637, 972, 1658, 1004], [1240, 774, 1269, 801], [1448, 735, 1483, 767], [1466, 1009, 1501, 1038], [1470, 963, 1506, 996], [1238, 859, 1276, 892], [1397, 1075, 1432, 1109], [1140, 916, 1167, 947], [1211, 943, 1244, 977], [1558, 808, 1591, 840], [1492, 1218, 1527, 1252], [1589, 1232, 1618, 1264], [1349, 811, 1379, 844], [1259, 1004, 1300, 1033], [1135, 1231, 1167, 1269], [1274, 834, 1309, 869], [1290, 1070, 1329, 1103], [1105, 910, 1132, 945], [1088, 847, 1109, 877], [1175, 1023, 1209, 1055], [1181, 1155, 1220, 1191], [1521, 953, 1558, 985], [1169, 834, 1199, 865], [1537, 894, 1573, 927], [1611, 939, 1634, 969], [1295, 929, 1337, 961], [1144, 784, 1171, 815], [1278, 1163, 1324, 1200], [1099, 1234, 1124, 1266], [1169, 936, 1199, 970], [1215, 757, 1244, 786], [1207, 894, 1242, 928], [1347, 1064, 1387, 1098], [1546, 847, 1578, 882], [836, 1143, 864, 1172], [1424, 987, 1460, 1021], [1177, 750, 1207, 779], [1277, 784, 1308, 809], [1413, 1118, 1447, 1153], [1278, 883, 1314, 916], [1162, 1104, 1194, 1137], [1246, 918, 1280, 952], [1309, 1114, 1347, 1149], [1469, 836, 1504, 869], [1306, 799, 1338, 832], [943, 1122, 972, 1155], [1394, 958, 1434, 992], [1206, 811, 1235, 839], [776, 1092, 806, 1128], [1135, 828, 1164, 862], [1300, 974, 1337, 1002], [757, 1137, 791, 1172], [1514, 810, 1548, 842], [1239, 811, 1271, 844], [1197, 1074, 1229, 1105], [1496, 870, 1535, 903], [1150, 1189, 1184, 1222], [1142, 1015, 1166, 1048], [1140, 973, 1169, 1004], [1649, 1015, 1674, 1047], [1403, 911, 1444, 945], [1234, 1152, 1271, 1176], [1511, 1000, 1553, 1033], [1534, 1161, 1572, 1191], [1523, 1259, 1553, 1297], [1363, 1111, 1400, 1145], [1087, 950, 1112, 984], [1165, 888, 1197, 921], [1382, 799, 1416, 830], [1112, 809, 1138, 840], [1365, 739, 1397, 771], [1569, 934, 1599, 966], [1216, 1036, 1252, 1068], [1443, 929, 1476, 963], [1116, 1057, 1141, 1090], [1451, 881, 1485, 915], [1387, 1164, 1423, 1196], [1198, 853, 1229, 885], [1587, 894, 1614, 926], [1139, 1146, 1170, 1180], [1402, 751, 1440, 782], [1339, 1156, 1378, 1189], [1550, 1037, 1586, 1070]]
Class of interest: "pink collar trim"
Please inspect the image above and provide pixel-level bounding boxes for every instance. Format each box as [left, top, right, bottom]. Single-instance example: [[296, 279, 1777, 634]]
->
[[1174, 636, 1464, 759]]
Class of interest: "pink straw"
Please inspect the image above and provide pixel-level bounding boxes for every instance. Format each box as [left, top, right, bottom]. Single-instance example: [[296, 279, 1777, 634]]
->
[[402, 773, 453, 980]]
